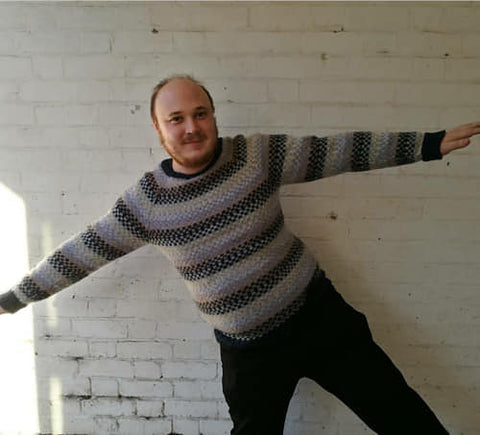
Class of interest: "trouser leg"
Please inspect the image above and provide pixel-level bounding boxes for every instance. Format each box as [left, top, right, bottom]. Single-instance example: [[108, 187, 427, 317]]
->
[[302, 279, 448, 434], [220, 343, 300, 435]]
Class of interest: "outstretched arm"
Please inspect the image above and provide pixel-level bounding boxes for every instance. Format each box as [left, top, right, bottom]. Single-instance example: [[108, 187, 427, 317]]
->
[[0, 180, 152, 314], [441, 121, 480, 155]]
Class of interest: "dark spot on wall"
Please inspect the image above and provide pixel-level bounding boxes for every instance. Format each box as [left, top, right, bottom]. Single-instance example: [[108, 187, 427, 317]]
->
[[327, 211, 338, 220], [130, 104, 141, 114], [151, 28, 159, 34]]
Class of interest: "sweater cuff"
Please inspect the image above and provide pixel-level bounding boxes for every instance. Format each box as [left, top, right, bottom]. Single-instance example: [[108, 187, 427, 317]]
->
[[0, 291, 26, 313], [422, 130, 445, 161]]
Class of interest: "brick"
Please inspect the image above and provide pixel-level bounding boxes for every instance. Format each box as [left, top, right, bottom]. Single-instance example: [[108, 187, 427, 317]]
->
[[396, 33, 462, 59], [109, 79, 153, 103], [89, 341, 117, 358], [250, 5, 331, 32], [34, 338, 89, 357], [0, 5, 27, 28], [0, 82, 19, 101], [439, 6, 480, 32], [34, 316, 72, 338], [17, 32, 80, 54], [412, 58, 446, 81], [347, 198, 424, 220], [425, 198, 480, 220], [0, 104, 34, 125], [162, 361, 217, 380], [149, 4, 248, 32], [34, 356, 79, 378], [34, 104, 98, 126], [300, 80, 395, 104], [136, 399, 164, 417], [133, 361, 162, 380], [205, 32, 302, 55], [0, 56, 32, 80], [127, 319, 158, 340], [173, 342, 202, 360], [301, 32, 364, 55], [155, 322, 213, 341], [81, 397, 136, 416], [164, 399, 218, 418], [117, 341, 172, 360], [172, 419, 199, 435], [72, 319, 128, 339], [200, 419, 232, 435], [267, 79, 299, 103], [119, 380, 173, 398], [80, 359, 133, 378], [93, 416, 118, 433], [251, 103, 311, 127], [91, 378, 119, 396], [410, 6, 443, 33], [112, 31, 172, 53], [175, 380, 223, 400], [37, 376, 91, 397], [445, 59, 480, 82], [205, 79, 268, 104], [80, 32, 111, 54], [86, 298, 117, 317], [64, 56, 125, 79], [345, 6, 410, 31], [118, 417, 172, 435], [172, 32, 207, 53], [23, 5, 60, 30]]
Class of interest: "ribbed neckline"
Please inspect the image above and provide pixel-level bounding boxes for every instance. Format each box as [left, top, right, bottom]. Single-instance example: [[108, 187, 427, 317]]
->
[[161, 138, 223, 179]]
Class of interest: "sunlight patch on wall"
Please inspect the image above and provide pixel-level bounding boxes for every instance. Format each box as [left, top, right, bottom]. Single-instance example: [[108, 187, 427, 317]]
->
[[0, 182, 40, 434]]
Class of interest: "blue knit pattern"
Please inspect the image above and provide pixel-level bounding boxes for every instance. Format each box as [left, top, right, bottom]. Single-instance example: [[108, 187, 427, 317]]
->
[[1, 131, 424, 345]]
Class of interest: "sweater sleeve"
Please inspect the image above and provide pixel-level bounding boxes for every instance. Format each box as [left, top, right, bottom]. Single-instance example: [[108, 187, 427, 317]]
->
[[277, 130, 445, 185], [0, 180, 151, 314]]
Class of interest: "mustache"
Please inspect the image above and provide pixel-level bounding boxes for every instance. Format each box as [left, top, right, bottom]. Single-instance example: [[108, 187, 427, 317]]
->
[[182, 134, 205, 143]]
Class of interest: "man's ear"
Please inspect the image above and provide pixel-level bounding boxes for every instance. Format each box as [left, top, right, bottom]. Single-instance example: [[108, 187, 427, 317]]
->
[[152, 116, 160, 133]]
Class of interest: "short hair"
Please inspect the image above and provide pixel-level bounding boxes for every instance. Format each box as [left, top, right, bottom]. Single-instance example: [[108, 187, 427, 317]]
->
[[150, 74, 215, 124]]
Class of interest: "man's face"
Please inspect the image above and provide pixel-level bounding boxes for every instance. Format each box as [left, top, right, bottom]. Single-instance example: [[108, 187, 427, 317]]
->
[[152, 78, 218, 175]]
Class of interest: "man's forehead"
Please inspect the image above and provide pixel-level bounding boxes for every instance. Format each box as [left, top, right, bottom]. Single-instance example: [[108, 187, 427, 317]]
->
[[156, 79, 210, 111]]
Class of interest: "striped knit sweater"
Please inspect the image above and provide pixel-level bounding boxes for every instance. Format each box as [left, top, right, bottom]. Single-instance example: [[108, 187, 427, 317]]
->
[[0, 131, 444, 346]]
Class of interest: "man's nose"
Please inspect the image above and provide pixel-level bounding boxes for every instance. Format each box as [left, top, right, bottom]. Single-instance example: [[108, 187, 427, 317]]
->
[[185, 117, 199, 134]]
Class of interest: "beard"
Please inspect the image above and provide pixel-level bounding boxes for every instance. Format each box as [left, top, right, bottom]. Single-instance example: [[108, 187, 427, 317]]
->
[[168, 144, 216, 170], [159, 124, 218, 172]]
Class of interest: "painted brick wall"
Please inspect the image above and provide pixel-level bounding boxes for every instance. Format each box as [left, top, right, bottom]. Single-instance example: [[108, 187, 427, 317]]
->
[[0, 2, 479, 434]]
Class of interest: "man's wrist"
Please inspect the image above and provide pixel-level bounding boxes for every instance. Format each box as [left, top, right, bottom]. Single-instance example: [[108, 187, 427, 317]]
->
[[0, 292, 25, 314], [422, 130, 446, 161]]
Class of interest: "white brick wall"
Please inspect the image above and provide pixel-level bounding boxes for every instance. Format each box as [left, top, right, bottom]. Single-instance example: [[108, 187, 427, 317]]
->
[[0, 2, 479, 434]]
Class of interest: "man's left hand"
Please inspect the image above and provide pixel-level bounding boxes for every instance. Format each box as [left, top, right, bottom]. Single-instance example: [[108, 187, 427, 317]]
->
[[441, 121, 480, 155]]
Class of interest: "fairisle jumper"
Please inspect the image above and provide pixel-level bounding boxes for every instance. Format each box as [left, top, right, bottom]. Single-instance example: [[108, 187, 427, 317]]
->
[[0, 131, 444, 346]]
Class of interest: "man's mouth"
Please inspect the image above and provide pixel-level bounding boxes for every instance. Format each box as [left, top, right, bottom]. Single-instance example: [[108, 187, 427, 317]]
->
[[183, 137, 204, 145]]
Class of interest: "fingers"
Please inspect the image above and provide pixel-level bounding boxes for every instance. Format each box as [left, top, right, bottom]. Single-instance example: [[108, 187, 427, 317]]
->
[[445, 122, 480, 142], [440, 137, 471, 155]]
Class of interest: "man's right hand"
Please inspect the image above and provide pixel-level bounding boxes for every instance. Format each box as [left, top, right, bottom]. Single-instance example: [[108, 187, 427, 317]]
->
[[0, 306, 7, 315]]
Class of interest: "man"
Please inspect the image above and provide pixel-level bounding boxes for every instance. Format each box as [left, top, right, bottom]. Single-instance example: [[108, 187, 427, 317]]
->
[[1, 75, 479, 434]]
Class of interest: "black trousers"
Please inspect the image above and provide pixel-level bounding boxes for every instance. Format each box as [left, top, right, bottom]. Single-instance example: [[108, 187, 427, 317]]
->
[[220, 277, 448, 435]]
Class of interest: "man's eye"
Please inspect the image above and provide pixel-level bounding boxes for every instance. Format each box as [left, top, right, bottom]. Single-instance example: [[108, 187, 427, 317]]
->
[[196, 111, 207, 119], [170, 116, 182, 123]]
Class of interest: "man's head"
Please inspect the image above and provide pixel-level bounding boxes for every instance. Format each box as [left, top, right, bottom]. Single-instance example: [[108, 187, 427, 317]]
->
[[150, 75, 218, 175]]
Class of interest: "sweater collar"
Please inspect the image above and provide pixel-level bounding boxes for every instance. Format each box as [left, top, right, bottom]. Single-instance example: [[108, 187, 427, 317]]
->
[[161, 138, 223, 179]]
